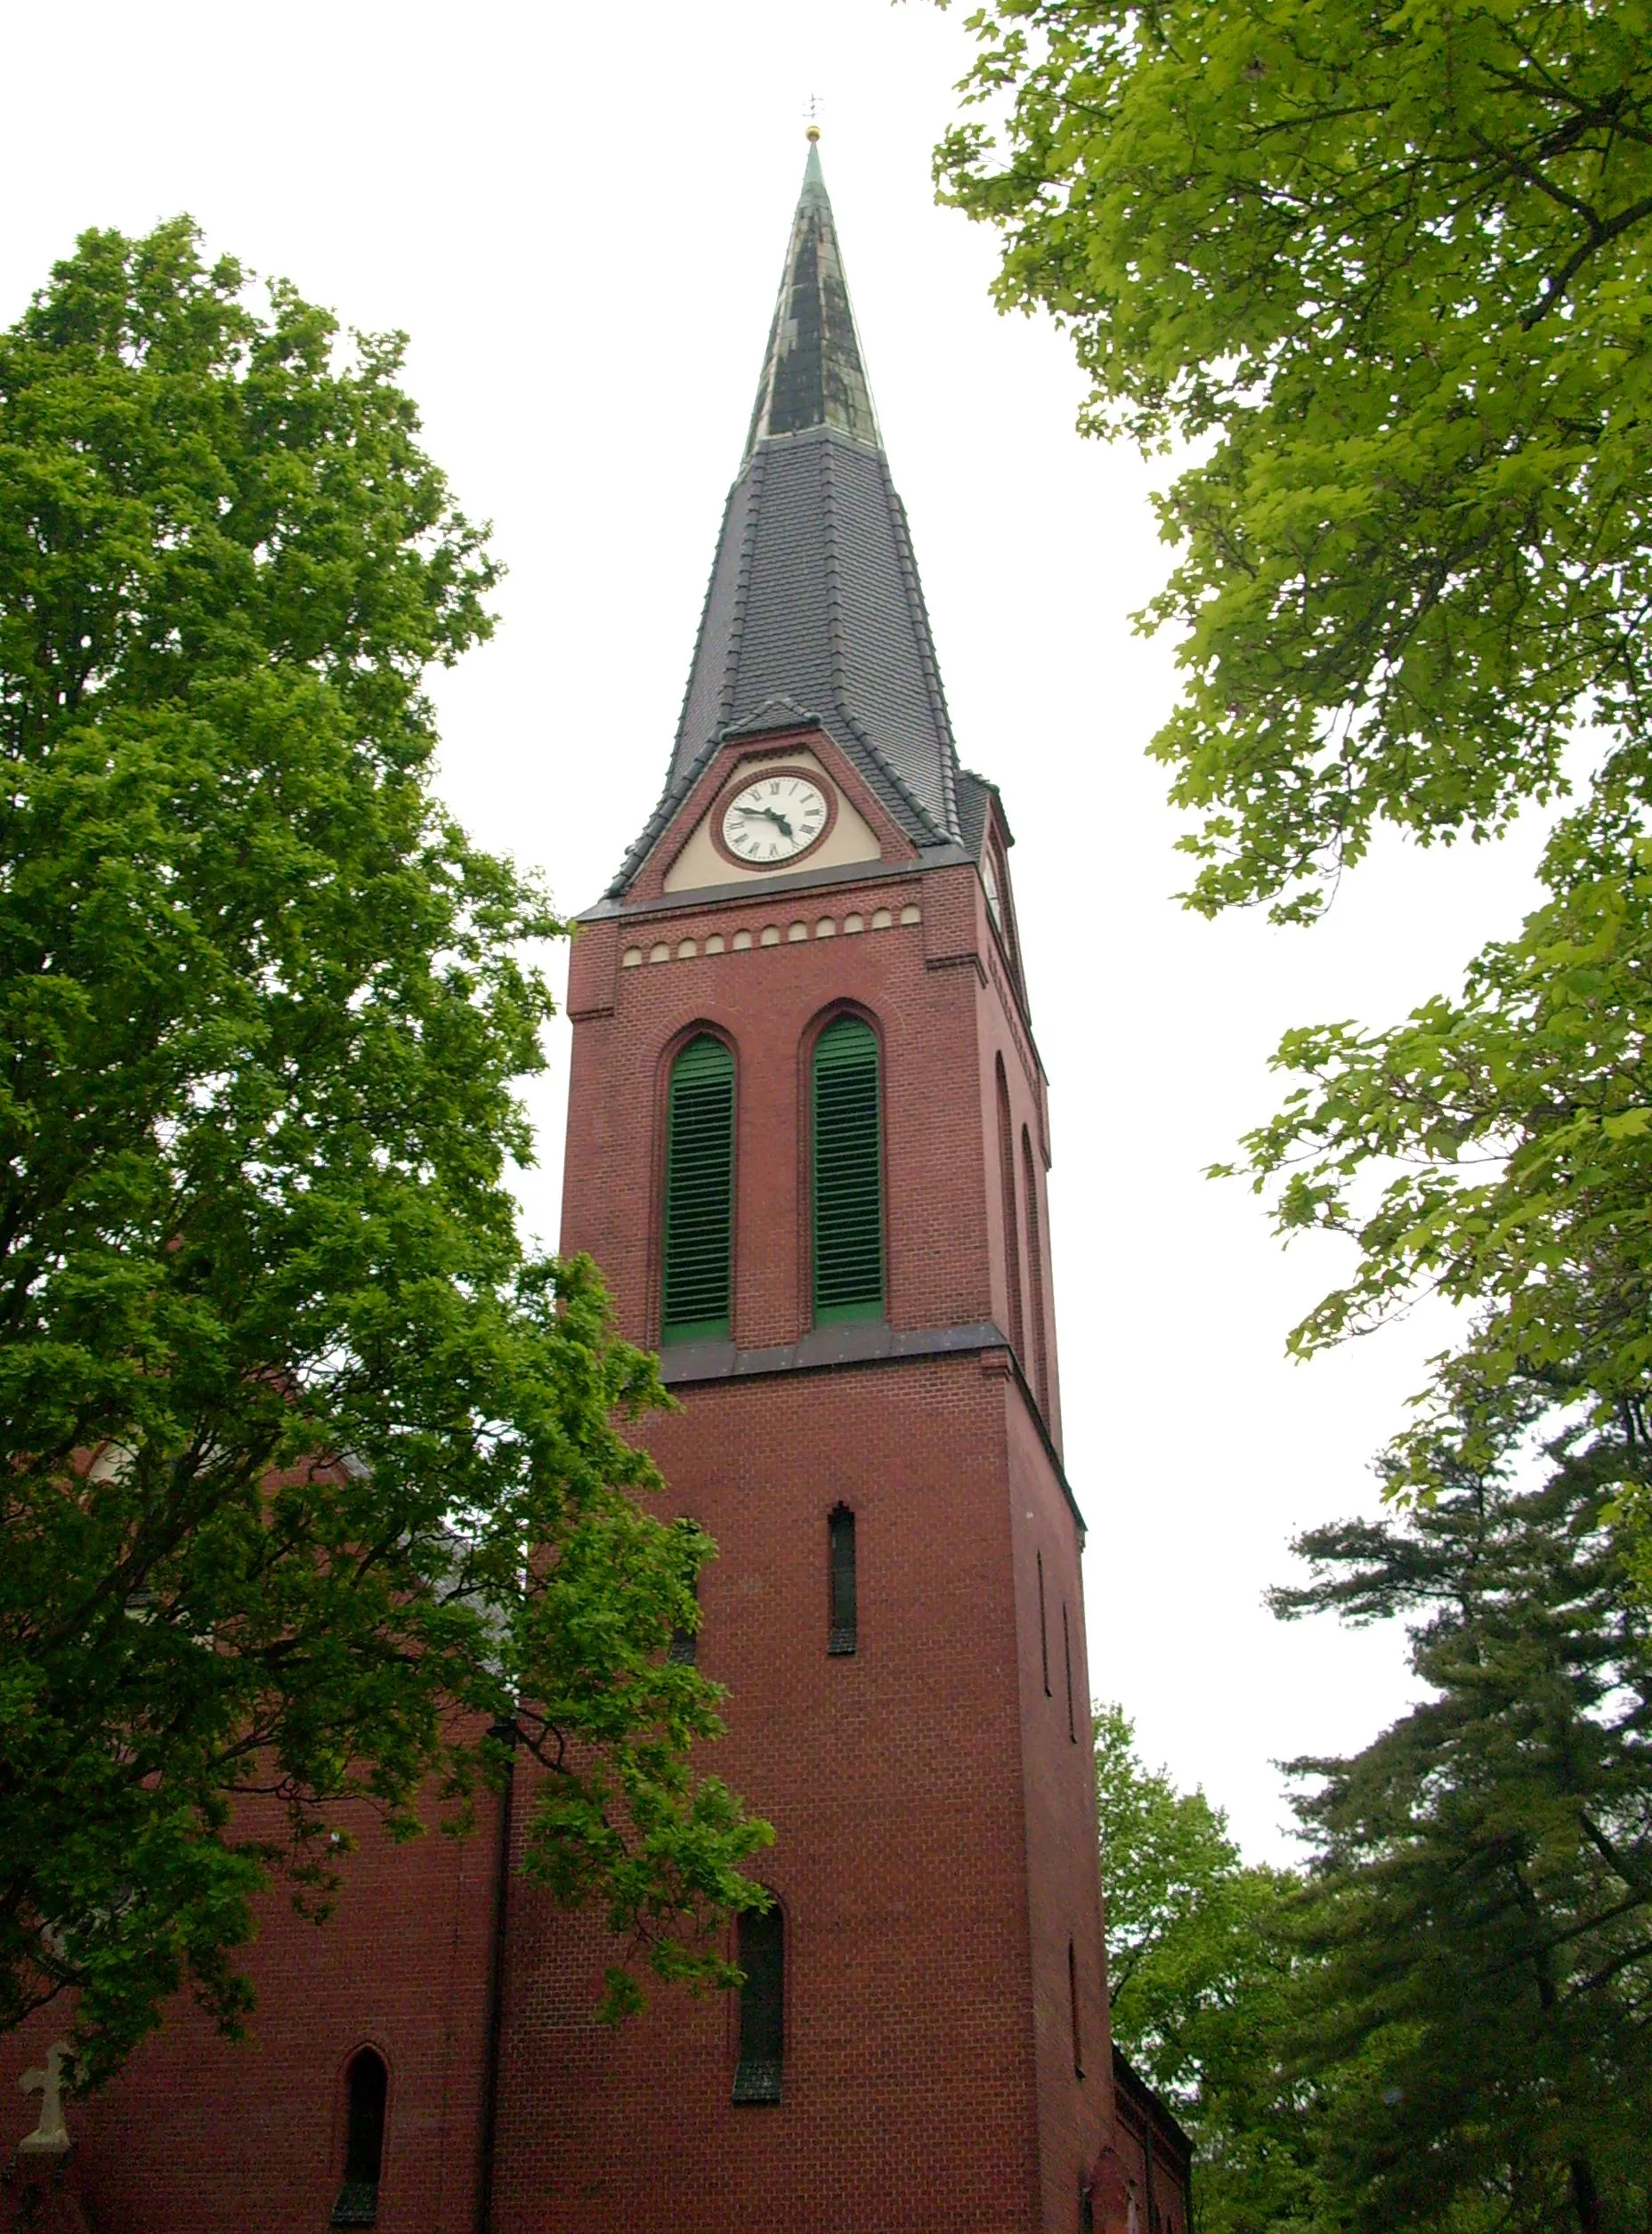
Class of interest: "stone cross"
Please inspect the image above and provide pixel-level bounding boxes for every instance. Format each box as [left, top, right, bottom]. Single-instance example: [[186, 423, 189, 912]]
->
[[19, 2042, 73, 2155]]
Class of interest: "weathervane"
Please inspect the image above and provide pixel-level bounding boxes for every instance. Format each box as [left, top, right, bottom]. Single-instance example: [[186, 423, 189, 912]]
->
[[804, 92, 823, 142]]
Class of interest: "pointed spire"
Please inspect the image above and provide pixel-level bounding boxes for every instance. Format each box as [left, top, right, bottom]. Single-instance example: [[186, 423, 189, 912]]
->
[[606, 136, 964, 898], [744, 135, 880, 457]]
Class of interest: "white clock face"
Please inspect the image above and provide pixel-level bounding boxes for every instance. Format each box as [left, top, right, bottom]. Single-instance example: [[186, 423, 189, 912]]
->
[[722, 773, 830, 865]]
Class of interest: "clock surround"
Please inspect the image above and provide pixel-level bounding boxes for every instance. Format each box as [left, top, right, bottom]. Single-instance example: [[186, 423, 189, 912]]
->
[[709, 761, 840, 872]]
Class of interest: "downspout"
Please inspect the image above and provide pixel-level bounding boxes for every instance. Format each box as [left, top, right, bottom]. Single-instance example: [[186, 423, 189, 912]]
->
[[474, 1729, 517, 2234]]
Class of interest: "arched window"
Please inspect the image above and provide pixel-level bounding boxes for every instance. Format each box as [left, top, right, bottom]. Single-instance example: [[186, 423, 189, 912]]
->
[[1021, 1125, 1050, 1417], [732, 1905, 784, 2104], [813, 1016, 882, 1323], [996, 1056, 1024, 1359], [331, 2048, 387, 2226], [661, 1034, 734, 1343], [828, 1504, 856, 1655]]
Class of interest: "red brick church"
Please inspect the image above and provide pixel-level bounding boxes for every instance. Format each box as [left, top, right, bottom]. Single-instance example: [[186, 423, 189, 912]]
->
[[4, 140, 1191, 2234]]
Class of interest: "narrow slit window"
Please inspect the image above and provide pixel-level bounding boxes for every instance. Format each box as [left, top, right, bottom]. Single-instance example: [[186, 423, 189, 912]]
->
[[813, 1016, 883, 1323], [733, 1906, 784, 2104], [1068, 1939, 1084, 2078], [331, 2049, 387, 2226], [668, 1521, 700, 1667], [1021, 1126, 1050, 1418], [996, 1056, 1024, 1358], [1063, 1603, 1077, 1744], [1037, 1551, 1050, 1697], [989, 841, 1017, 966], [662, 1034, 734, 1344], [667, 1576, 698, 1663], [828, 1505, 857, 1655]]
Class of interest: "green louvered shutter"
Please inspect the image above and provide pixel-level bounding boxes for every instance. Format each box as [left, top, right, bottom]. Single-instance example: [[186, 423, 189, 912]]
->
[[813, 1016, 883, 1323], [662, 1035, 734, 1342]]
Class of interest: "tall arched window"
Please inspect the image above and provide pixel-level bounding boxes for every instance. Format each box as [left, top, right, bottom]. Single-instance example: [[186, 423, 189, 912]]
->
[[995, 1056, 1024, 1359], [661, 1034, 734, 1343], [331, 2048, 387, 2226], [733, 1905, 784, 2104], [1021, 1125, 1050, 1417], [813, 1016, 883, 1323]]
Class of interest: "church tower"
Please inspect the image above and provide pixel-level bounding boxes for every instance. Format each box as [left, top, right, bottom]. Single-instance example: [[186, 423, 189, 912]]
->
[[490, 139, 1113, 2233]]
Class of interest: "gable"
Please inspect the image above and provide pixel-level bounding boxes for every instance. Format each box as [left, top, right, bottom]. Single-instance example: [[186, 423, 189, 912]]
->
[[661, 744, 882, 894]]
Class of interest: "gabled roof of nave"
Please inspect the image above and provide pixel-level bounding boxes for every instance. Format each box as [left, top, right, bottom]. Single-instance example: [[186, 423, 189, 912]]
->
[[608, 137, 973, 897]]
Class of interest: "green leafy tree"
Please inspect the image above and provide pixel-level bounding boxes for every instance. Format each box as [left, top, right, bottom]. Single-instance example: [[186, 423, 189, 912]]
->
[[1095, 1704, 1322, 2233], [0, 220, 769, 2087], [935, 1, 1652, 1561], [1275, 1409, 1652, 2234], [937, 0, 1652, 922]]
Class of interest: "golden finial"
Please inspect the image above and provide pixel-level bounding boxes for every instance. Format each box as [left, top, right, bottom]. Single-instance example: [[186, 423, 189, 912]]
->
[[806, 125, 822, 142]]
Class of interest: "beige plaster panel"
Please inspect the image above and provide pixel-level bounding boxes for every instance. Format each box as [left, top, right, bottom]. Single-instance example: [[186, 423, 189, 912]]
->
[[661, 746, 882, 893]]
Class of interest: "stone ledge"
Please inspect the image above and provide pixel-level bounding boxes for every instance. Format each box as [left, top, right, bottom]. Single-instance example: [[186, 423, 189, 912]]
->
[[658, 1316, 1006, 1385], [657, 1317, 1085, 1534]]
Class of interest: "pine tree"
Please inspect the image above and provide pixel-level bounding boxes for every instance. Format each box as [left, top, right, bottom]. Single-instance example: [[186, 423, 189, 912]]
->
[[1275, 1408, 1652, 2232]]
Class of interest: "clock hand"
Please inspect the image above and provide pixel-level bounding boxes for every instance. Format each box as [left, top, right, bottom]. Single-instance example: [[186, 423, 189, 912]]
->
[[737, 805, 796, 839]]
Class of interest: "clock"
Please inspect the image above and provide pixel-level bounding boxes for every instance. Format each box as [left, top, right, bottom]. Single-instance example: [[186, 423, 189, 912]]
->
[[717, 766, 834, 867]]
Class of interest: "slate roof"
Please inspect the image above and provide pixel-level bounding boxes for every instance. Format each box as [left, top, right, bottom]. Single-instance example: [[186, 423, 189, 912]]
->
[[954, 768, 999, 863], [745, 136, 880, 457], [607, 140, 966, 897]]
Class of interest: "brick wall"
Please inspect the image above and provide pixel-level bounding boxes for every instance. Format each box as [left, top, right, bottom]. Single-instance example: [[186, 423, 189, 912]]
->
[[1106, 2051, 1194, 2234], [493, 820, 1114, 2231], [2, 1788, 504, 2234], [491, 1356, 1076, 2231]]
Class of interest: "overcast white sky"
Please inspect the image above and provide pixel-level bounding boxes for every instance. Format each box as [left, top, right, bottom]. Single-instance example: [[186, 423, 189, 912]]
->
[[3, 0, 1557, 1859]]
